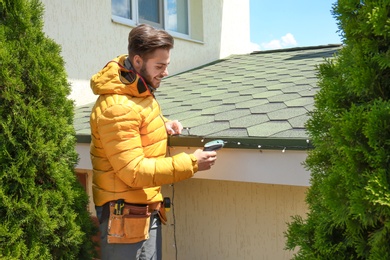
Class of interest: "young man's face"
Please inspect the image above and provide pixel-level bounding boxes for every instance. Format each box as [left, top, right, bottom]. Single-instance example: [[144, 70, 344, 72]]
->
[[136, 48, 170, 89]]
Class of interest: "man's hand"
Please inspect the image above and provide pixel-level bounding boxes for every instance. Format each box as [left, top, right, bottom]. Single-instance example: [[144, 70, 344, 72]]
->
[[193, 149, 217, 171], [165, 120, 183, 135]]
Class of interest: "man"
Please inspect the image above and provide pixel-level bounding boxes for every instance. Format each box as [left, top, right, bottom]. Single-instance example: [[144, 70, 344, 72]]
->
[[90, 24, 217, 260]]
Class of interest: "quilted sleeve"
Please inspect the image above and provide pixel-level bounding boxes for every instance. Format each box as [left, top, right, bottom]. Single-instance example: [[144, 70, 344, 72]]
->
[[97, 104, 198, 188]]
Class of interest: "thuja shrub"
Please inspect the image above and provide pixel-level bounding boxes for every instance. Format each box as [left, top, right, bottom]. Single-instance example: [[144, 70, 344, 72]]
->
[[0, 0, 96, 259], [285, 1, 390, 259]]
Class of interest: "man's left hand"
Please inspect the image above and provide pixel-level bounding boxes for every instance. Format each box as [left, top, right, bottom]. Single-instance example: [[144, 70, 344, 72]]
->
[[165, 120, 183, 135]]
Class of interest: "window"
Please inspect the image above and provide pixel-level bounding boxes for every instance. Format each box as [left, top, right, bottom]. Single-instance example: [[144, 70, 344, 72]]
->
[[139, 0, 163, 28], [111, 0, 189, 36], [166, 0, 188, 35], [112, 0, 132, 19]]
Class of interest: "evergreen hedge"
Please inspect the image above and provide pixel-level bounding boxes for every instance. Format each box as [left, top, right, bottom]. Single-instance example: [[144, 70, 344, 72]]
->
[[285, 0, 390, 259], [0, 0, 97, 259]]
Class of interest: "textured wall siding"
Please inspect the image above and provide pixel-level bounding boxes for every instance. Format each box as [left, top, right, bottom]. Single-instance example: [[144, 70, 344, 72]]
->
[[220, 0, 253, 57], [40, 0, 252, 106], [161, 179, 307, 260]]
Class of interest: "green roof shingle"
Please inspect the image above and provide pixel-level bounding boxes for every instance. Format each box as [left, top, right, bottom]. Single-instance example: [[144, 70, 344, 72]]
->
[[74, 44, 341, 150]]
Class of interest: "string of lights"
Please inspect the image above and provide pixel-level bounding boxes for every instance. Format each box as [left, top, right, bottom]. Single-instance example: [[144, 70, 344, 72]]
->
[[168, 127, 314, 152]]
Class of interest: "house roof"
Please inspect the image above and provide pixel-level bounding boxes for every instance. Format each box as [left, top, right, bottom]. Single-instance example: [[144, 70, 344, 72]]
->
[[74, 44, 341, 150]]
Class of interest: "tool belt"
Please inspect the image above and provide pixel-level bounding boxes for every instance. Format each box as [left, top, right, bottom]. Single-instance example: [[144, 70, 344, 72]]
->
[[102, 200, 167, 244]]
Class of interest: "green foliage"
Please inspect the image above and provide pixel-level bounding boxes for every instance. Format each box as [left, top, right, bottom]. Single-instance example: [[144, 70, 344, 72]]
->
[[285, 0, 390, 259], [0, 0, 97, 259]]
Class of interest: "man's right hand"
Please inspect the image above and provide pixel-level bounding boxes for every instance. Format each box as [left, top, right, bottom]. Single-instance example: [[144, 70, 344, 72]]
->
[[193, 149, 217, 171]]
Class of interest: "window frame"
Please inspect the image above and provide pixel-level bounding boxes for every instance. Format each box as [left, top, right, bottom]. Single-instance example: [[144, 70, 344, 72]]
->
[[137, 0, 164, 29], [111, 0, 191, 40]]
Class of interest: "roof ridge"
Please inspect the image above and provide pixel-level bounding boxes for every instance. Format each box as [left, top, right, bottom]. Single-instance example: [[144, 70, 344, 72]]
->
[[167, 44, 343, 78], [250, 44, 343, 55], [167, 59, 229, 78]]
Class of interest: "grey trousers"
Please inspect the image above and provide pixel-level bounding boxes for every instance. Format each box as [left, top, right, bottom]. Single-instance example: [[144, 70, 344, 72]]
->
[[96, 206, 162, 260]]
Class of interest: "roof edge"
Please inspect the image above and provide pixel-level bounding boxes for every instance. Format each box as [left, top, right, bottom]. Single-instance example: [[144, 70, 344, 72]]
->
[[168, 135, 313, 151], [76, 134, 313, 151], [76, 134, 91, 144]]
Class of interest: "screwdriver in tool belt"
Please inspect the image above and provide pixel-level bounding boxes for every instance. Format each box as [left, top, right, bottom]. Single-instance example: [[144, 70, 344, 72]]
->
[[163, 197, 171, 212], [114, 199, 125, 215]]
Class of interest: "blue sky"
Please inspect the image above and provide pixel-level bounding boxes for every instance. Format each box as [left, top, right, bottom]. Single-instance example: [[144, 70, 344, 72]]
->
[[250, 0, 342, 50]]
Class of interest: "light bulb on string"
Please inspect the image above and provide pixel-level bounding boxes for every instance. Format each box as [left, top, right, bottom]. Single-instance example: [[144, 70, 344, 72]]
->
[[171, 126, 312, 151]]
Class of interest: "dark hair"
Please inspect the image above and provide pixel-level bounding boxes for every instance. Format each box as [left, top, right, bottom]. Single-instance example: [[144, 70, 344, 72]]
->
[[128, 24, 174, 60]]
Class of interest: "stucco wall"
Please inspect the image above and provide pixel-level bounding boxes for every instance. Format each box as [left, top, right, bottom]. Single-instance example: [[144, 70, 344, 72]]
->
[[220, 0, 253, 57], [161, 179, 307, 260], [171, 147, 310, 186], [40, 0, 253, 107]]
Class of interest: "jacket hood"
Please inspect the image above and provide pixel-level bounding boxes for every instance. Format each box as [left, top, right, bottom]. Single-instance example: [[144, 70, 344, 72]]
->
[[90, 55, 152, 97]]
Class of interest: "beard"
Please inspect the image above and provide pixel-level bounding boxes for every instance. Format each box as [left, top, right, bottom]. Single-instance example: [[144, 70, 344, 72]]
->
[[139, 65, 160, 89]]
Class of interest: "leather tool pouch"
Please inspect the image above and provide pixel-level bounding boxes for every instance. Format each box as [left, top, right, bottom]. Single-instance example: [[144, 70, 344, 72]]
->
[[107, 202, 151, 244]]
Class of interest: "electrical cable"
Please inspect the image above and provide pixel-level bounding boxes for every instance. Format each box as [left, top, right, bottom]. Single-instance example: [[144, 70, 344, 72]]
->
[[166, 148, 178, 260], [171, 184, 177, 260]]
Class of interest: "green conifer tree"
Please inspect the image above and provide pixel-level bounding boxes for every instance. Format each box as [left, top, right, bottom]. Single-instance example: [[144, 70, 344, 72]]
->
[[285, 1, 390, 259], [0, 0, 97, 259]]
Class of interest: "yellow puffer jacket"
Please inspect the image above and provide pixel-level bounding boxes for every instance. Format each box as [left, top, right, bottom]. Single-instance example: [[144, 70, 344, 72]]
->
[[90, 55, 198, 206]]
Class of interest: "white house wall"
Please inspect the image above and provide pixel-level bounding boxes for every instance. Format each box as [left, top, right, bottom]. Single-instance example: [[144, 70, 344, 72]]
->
[[220, 0, 254, 57], [40, 0, 253, 107], [169, 147, 310, 186]]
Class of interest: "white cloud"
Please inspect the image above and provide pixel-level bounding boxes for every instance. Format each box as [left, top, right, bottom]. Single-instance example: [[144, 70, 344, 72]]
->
[[281, 33, 297, 46], [260, 33, 298, 50], [262, 39, 283, 50]]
